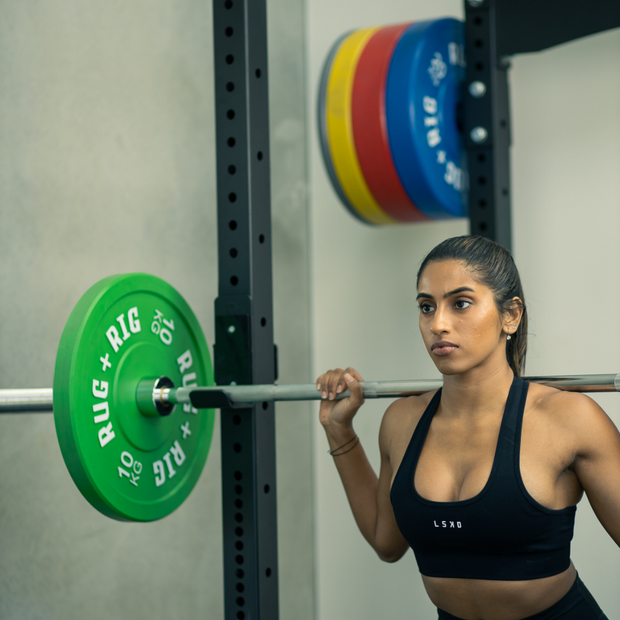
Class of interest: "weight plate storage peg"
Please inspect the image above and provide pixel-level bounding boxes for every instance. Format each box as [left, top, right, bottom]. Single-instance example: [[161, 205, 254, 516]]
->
[[386, 18, 467, 219], [53, 274, 215, 522]]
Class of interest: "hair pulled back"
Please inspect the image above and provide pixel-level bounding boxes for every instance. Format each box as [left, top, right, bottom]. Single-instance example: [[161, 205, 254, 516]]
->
[[416, 235, 527, 376]]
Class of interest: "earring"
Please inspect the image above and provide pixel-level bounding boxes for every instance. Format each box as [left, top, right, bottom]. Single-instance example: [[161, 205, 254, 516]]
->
[[507, 334, 511, 341]]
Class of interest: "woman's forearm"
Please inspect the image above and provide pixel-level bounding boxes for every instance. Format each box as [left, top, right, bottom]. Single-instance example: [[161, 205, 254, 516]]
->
[[324, 424, 384, 552]]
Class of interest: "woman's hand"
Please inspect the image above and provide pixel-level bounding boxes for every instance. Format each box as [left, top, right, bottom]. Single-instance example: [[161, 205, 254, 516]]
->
[[315, 368, 410, 562], [316, 367, 365, 429]]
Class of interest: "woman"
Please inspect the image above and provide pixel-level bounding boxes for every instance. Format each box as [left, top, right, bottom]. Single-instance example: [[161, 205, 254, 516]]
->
[[316, 235, 619, 620]]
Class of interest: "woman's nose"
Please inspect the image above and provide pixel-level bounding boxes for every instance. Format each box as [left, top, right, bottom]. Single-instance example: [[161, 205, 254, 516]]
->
[[430, 307, 451, 335]]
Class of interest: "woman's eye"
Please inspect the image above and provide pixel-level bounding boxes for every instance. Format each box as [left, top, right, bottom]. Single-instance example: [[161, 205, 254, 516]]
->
[[419, 303, 434, 314], [455, 299, 472, 310]]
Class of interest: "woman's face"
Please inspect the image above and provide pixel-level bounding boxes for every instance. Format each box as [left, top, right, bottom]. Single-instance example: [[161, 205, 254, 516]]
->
[[417, 260, 515, 376]]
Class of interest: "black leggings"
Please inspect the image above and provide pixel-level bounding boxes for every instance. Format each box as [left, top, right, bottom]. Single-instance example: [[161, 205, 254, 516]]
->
[[437, 575, 608, 620]]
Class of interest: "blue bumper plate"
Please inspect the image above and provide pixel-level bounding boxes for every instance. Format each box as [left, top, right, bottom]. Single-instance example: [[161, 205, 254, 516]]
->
[[386, 18, 467, 219]]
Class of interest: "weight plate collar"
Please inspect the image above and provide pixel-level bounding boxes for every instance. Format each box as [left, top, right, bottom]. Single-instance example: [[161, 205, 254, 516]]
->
[[351, 23, 429, 223], [326, 28, 398, 225], [53, 274, 215, 522], [386, 18, 468, 219]]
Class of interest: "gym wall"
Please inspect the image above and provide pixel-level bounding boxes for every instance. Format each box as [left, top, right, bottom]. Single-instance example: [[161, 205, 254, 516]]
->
[[0, 1, 313, 619], [308, 2, 620, 620], [1, 1, 618, 618]]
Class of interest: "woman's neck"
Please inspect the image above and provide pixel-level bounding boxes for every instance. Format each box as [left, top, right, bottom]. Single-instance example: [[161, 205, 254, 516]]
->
[[440, 363, 515, 419]]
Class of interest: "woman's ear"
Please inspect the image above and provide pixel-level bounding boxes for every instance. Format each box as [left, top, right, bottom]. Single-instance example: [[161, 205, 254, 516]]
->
[[503, 297, 524, 332]]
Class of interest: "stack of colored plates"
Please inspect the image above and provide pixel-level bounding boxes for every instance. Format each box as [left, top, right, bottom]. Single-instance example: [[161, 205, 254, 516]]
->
[[318, 18, 467, 224]]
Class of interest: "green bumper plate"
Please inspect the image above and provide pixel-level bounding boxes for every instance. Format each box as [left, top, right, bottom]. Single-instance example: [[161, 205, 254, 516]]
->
[[53, 274, 215, 522]]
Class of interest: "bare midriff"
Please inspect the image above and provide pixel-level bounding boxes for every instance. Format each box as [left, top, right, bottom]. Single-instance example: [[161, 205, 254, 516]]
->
[[423, 563, 576, 620]]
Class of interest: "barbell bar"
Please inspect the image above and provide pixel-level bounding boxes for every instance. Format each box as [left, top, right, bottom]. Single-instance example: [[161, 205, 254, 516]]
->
[[143, 373, 620, 409], [2, 374, 620, 415]]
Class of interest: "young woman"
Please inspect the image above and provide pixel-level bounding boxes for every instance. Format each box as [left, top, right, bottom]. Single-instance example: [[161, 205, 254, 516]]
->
[[316, 235, 619, 620]]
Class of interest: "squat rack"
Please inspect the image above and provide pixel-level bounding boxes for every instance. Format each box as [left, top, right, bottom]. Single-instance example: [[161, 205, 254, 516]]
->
[[216, 1, 620, 618]]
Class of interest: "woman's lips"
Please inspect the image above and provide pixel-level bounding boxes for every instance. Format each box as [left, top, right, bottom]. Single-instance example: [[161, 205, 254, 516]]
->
[[431, 341, 458, 356]]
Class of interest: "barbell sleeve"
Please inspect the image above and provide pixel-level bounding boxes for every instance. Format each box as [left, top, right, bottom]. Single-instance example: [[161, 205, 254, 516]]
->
[[0, 388, 54, 413], [1, 374, 620, 414]]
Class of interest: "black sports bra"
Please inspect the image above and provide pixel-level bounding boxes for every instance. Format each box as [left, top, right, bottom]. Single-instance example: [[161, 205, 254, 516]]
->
[[390, 376, 576, 580]]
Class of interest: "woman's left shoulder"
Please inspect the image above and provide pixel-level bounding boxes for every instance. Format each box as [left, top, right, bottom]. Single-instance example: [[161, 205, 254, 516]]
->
[[526, 381, 617, 441]]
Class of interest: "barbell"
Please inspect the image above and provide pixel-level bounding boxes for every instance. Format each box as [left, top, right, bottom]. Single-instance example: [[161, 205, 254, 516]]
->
[[0, 273, 618, 522], [3, 375, 620, 414]]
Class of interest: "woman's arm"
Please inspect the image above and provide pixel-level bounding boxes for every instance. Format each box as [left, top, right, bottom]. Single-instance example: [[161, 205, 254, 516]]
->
[[317, 369, 409, 562], [563, 392, 620, 546]]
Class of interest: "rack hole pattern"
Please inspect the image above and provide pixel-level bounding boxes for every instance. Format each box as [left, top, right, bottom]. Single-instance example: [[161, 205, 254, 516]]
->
[[220, 0, 247, 294], [466, 5, 494, 241], [233, 451, 246, 617], [235, 462, 245, 616]]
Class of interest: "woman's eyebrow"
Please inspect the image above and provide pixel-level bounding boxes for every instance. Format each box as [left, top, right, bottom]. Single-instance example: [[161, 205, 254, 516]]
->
[[416, 286, 475, 301]]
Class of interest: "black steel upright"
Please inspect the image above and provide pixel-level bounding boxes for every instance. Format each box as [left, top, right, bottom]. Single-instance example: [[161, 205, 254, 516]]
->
[[463, 0, 512, 250], [212, 0, 279, 618], [462, 0, 620, 250]]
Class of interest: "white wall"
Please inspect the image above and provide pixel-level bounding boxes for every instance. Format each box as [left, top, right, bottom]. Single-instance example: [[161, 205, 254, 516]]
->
[[307, 1, 620, 617], [511, 28, 620, 612]]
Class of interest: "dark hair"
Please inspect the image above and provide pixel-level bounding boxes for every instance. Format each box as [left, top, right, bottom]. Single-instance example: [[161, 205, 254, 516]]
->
[[416, 235, 527, 376]]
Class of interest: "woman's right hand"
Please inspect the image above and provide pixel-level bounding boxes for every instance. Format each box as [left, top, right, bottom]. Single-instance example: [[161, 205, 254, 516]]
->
[[316, 367, 365, 429]]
